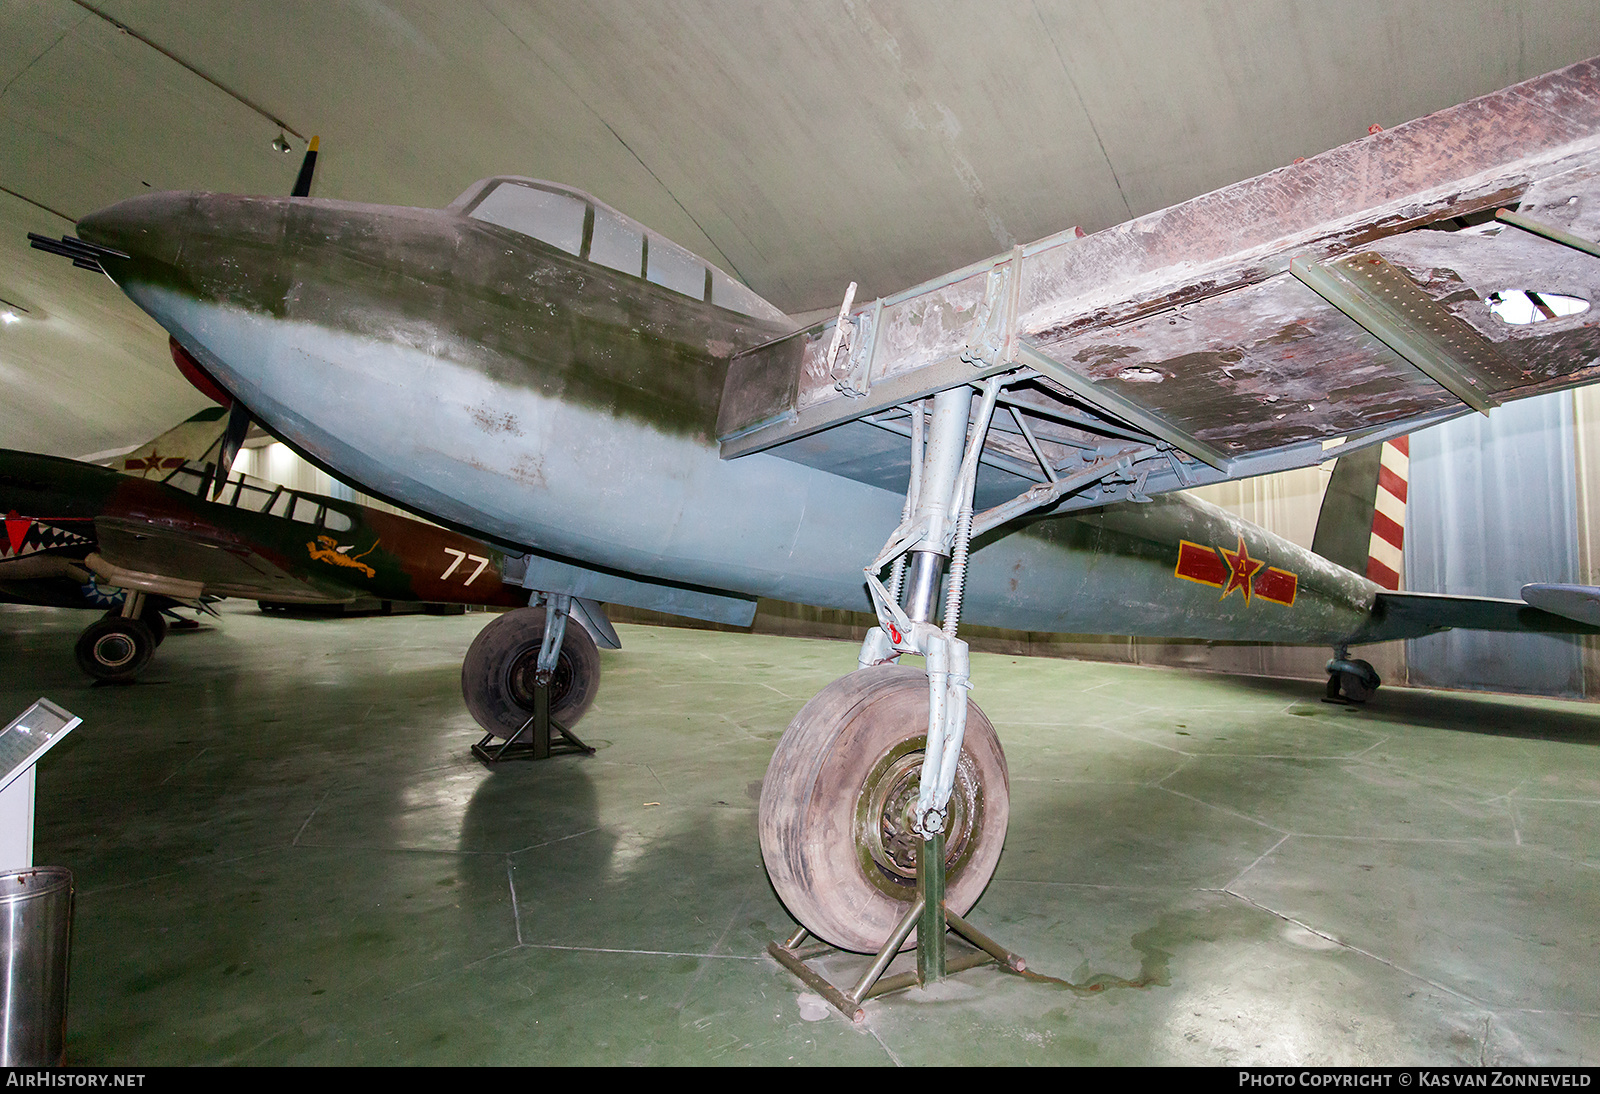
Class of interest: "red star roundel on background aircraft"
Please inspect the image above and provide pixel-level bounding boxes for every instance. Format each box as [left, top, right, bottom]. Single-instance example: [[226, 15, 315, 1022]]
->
[[1175, 537, 1298, 607]]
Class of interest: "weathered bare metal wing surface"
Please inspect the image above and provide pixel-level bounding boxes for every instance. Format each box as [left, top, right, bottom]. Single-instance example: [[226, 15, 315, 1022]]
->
[[720, 58, 1600, 515]]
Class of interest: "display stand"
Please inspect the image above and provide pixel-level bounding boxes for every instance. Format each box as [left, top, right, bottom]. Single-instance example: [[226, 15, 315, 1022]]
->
[[767, 831, 1028, 1023], [0, 701, 81, 870], [471, 682, 593, 763]]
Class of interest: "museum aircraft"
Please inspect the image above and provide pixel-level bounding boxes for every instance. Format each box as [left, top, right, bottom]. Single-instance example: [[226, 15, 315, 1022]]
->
[[0, 405, 584, 685], [37, 57, 1600, 958]]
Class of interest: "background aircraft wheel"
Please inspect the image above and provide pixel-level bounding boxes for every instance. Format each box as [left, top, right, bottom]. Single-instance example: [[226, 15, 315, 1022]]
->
[[103, 606, 167, 645], [461, 606, 601, 738], [758, 665, 1009, 954], [75, 616, 156, 681]]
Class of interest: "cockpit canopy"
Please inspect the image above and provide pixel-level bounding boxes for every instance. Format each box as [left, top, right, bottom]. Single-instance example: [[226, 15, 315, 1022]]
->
[[451, 177, 789, 325]]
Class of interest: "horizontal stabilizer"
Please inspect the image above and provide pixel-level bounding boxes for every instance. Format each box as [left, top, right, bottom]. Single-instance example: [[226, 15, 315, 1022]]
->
[[1355, 590, 1600, 643], [1521, 583, 1600, 626]]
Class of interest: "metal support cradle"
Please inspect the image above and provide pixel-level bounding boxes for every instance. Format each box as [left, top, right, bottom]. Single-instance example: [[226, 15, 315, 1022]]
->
[[766, 832, 1028, 1024], [470, 682, 594, 762]]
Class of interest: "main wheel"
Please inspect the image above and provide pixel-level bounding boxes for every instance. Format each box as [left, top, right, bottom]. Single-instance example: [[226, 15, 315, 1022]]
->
[[759, 665, 1009, 953], [143, 608, 168, 646], [461, 606, 602, 737], [75, 616, 156, 682]]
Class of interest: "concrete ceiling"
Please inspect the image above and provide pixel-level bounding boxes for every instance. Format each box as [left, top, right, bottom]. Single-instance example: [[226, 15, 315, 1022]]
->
[[4, 0, 1600, 458]]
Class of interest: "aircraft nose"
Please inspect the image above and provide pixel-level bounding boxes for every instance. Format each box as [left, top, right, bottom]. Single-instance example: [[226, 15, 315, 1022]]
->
[[76, 191, 193, 269]]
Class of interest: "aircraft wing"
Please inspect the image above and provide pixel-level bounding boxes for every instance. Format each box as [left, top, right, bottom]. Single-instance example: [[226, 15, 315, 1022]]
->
[[92, 517, 352, 604], [719, 59, 1600, 518]]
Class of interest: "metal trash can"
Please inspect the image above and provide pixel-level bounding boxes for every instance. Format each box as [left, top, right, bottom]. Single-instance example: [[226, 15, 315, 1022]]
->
[[0, 868, 73, 1065]]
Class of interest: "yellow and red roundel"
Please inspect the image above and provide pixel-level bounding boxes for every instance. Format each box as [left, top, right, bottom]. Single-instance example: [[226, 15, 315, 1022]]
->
[[1175, 536, 1297, 606]]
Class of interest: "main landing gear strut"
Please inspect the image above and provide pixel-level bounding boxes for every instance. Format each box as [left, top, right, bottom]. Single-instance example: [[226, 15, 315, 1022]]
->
[[760, 381, 1046, 1018]]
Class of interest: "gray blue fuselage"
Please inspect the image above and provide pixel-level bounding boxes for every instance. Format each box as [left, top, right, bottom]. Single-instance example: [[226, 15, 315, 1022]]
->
[[76, 185, 1381, 646]]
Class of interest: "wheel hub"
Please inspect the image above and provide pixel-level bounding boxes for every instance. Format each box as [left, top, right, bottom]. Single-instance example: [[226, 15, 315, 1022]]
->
[[92, 632, 137, 669], [856, 740, 980, 894], [506, 648, 572, 710]]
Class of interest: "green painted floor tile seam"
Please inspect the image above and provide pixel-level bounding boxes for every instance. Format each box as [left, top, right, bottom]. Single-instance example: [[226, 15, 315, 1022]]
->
[[986, 877, 1204, 892], [291, 788, 333, 846], [673, 888, 757, 1010], [1157, 750, 1403, 759], [1010, 776, 1174, 786], [506, 825, 607, 856], [1510, 796, 1600, 804], [74, 846, 285, 898], [1216, 886, 1490, 1011], [380, 942, 527, 1000], [1222, 832, 1292, 889], [1150, 782, 1291, 835], [517, 943, 765, 961], [1097, 724, 1196, 756], [1345, 759, 1538, 805], [289, 841, 513, 855], [505, 853, 523, 945], [156, 746, 212, 787], [1512, 842, 1600, 872], [862, 1024, 905, 1066], [1289, 833, 1525, 844]]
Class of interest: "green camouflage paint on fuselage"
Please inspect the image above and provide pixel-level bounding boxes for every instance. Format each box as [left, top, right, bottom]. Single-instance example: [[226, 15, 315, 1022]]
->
[[86, 193, 791, 443]]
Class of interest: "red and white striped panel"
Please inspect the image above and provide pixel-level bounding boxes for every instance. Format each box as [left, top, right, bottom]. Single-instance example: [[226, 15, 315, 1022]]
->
[[1366, 436, 1408, 590]]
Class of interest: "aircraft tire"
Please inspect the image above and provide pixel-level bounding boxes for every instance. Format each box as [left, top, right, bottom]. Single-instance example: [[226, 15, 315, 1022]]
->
[[75, 616, 156, 682], [758, 665, 1009, 954], [1339, 670, 1377, 703], [461, 606, 601, 738]]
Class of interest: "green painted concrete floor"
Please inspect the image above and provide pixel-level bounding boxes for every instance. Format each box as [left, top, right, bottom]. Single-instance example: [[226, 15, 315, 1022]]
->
[[1, 601, 1598, 1066]]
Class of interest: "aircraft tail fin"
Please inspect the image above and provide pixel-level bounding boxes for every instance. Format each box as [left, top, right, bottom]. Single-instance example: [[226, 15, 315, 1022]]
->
[[1311, 436, 1409, 587], [109, 407, 231, 480]]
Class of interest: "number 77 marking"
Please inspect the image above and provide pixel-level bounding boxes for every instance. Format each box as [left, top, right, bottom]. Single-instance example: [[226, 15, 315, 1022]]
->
[[441, 547, 491, 585]]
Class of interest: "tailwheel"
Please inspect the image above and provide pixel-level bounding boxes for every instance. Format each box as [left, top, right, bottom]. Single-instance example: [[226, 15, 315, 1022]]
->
[[1326, 656, 1381, 703], [461, 605, 601, 737], [759, 665, 1009, 954]]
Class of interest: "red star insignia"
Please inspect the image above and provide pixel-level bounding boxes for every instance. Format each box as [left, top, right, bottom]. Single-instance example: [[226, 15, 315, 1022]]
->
[[1219, 535, 1263, 603]]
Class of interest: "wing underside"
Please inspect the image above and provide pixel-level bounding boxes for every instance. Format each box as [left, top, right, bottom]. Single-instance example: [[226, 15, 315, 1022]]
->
[[719, 59, 1600, 526]]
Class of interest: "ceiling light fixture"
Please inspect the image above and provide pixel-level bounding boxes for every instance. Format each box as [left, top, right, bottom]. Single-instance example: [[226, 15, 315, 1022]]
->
[[272, 134, 292, 154], [1, 312, 19, 325]]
